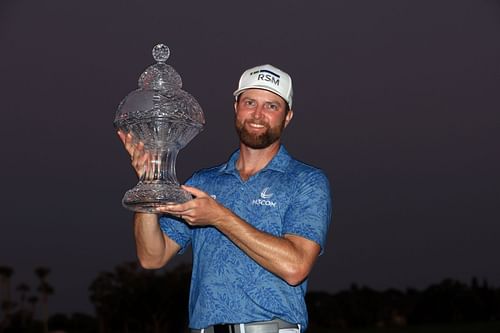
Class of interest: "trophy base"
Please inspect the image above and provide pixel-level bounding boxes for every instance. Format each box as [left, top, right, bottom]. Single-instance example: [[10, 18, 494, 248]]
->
[[122, 182, 192, 213]]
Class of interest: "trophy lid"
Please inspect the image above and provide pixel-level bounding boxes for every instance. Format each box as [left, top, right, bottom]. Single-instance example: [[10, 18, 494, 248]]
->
[[138, 44, 182, 91], [114, 44, 205, 128]]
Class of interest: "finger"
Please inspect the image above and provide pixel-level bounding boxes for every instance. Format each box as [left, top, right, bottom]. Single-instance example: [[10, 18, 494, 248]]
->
[[130, 142, 148, 176], [181, 185, 208, 198], [154, 205, 172, 213], [132, 142, 145, 162], [161, 202, 192, 213], [154, 205, 187, 215], [124, 133, 136, 156], [144, 155, 153, 179], [118, 131, 135, 157], [138, 150, 150, 172], [117, 130, 127, 144]]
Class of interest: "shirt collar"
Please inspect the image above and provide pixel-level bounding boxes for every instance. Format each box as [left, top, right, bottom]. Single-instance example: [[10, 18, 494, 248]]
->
[[221, 145, 291, 175]]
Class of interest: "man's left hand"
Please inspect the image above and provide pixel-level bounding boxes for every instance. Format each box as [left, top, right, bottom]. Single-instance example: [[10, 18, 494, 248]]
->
[[155, 185, 233, 227]]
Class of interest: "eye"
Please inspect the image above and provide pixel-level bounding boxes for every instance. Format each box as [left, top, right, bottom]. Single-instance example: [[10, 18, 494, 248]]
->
[[265, 103, 280, 111], [243, 99, 256, 107]]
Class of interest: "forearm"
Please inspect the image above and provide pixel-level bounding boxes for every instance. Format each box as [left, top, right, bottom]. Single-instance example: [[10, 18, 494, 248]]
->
[[134, 213, 175, 269], [155, 185, 321, 285], [216, 212, 319, 286]]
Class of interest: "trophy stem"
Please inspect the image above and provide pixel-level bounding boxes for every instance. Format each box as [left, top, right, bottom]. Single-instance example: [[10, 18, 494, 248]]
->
[[122, 146, 192, 212], [140, 147, 179, 184]]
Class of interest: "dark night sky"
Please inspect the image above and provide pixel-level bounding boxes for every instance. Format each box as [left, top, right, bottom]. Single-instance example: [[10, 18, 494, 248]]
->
[[1, 0, 499, 315]]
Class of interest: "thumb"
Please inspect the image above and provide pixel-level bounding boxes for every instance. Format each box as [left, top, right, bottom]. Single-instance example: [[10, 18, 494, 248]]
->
[[181, 185, 208, 198]]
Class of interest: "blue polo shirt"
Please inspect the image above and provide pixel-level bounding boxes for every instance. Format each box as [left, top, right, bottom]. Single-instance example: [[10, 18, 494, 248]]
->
[[159, 145, 332, 332]]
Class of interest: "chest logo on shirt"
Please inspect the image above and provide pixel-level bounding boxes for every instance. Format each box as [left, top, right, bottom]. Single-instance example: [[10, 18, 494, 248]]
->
[[252, 187, 277, 207], [260, 187, 273, 199]]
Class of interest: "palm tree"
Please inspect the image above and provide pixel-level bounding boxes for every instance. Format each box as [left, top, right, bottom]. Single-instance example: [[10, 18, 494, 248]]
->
[[35, 267, 54, 333], [16, 282, 31, 326], [34, 267, 50, 282], [27, 295, 39, 320], [0, 266, 14, 325], [0, 266, 14, 304]]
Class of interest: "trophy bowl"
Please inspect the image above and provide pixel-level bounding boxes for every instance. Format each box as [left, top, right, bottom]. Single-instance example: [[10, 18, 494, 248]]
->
[[114, 44, 205, 213]]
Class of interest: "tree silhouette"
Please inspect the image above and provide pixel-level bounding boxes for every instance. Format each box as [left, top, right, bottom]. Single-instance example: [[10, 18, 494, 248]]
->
[[27, 295, 38, 317], [0, 267, 14, 303], [34, 267, 54, 333], [89, 262, 191, 333], [306, 278, 500, 331], [15, 283, 30, 327], [16, 283, 30, 310], [0, 266, 15, 330]]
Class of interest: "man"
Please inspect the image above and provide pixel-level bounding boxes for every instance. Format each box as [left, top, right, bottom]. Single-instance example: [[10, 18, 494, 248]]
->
[[118, 64, 332, 333]]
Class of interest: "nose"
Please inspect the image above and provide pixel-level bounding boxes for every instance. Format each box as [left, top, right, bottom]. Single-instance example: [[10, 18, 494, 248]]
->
[[252, 104, 264, 118]]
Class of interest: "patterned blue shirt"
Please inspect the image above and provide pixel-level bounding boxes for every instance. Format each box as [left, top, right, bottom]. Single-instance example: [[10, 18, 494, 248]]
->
[[159, 145, 332, 331]]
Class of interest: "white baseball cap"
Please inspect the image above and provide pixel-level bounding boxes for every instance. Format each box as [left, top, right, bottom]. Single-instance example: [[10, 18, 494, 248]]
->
[[233, 64, 293, 108]]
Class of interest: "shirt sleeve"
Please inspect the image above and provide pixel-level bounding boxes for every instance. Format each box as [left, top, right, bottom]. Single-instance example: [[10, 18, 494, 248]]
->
[[282, 169, 332, 254]]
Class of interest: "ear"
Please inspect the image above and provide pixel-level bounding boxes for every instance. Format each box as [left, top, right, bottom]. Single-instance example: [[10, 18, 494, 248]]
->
[[284, 110, 294, 128], [234, 101, 238, 114]]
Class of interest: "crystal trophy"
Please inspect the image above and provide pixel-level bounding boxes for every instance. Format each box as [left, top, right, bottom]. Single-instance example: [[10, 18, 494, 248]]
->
[[114, 44, 205, 212]]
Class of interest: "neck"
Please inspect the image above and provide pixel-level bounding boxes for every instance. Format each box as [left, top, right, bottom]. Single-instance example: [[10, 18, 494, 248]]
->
[[236, 141, 281, 181]]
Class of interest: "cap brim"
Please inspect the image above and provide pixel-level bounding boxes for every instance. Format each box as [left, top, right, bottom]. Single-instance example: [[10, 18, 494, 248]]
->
[[233, 86, 289, 106]]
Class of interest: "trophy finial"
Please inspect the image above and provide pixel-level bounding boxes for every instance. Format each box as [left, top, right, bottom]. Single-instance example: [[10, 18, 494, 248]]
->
[[152, 44, 170, 63]]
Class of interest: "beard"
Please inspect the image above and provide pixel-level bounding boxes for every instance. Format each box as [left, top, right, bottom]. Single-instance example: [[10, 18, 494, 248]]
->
[[235, 117, 286, 149]]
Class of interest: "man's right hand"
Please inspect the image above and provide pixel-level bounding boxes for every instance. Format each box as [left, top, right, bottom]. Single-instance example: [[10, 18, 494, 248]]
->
[[117, 130, 151, 179]]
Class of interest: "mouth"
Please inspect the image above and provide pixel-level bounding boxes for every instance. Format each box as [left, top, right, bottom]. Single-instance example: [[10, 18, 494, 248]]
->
[[248, 122, 266, 129], [244, 118, 268, 130]]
